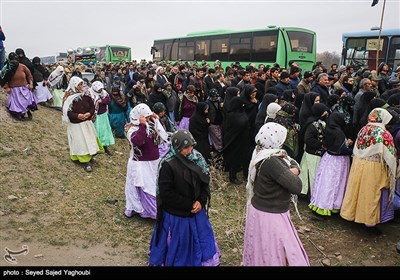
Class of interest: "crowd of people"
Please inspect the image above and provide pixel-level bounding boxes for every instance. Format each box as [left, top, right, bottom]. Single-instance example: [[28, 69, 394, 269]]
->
[[1, 47, 400, 265]]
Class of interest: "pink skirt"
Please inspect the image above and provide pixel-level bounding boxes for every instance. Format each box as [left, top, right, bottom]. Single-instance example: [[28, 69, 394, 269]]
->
[[243, 204, 310, 266]]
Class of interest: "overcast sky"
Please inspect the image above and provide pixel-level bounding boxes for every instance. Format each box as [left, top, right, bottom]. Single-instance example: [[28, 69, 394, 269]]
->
[[1, 0, 399, 61]]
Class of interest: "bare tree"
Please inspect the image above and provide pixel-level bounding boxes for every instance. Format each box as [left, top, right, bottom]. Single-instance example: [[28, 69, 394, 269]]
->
[[317, 51, 341, 69]]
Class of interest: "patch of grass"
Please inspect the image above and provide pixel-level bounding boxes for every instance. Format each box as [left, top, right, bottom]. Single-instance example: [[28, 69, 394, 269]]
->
[[48, 239, 68, 246]]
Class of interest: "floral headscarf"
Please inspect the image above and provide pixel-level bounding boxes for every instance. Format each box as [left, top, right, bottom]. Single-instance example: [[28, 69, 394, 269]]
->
[[354, 108, 396, 196]]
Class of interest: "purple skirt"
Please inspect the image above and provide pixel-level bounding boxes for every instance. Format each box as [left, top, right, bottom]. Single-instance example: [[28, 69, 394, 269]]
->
[[309, 153, 350, 216], [380, 188, 394, 223], [125, 188, 157, 219], [177, 117, 190, 130], [7, 85, 38, 116], [243, 204, 309, 266], [137, 187, 157, 219]]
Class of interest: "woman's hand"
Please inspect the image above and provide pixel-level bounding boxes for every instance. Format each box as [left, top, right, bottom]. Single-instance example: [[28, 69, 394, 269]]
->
[[290, 168, 300, 176], [346, 139, 353, 146], [139, 116, 147, 124], [191, 201, 202, 214], [77, 113, 86, 120]]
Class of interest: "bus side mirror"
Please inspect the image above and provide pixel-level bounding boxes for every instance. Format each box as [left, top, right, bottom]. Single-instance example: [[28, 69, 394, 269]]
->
[[341, 47, 346, 57], [150, 46, 158, 55]]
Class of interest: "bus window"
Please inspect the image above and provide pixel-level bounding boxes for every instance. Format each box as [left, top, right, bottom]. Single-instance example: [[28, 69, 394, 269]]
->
[[179, 40, 195, 61], [230, 34, 251, 61], [211, 36, 229, 61], [345, 37, 387, 69], [164, 41, 174, 60], [195, 39, 210, 61], [287, 31, 313, 53], [171, 40, 179, 61], [153, 42, 164, 61], [388, 36, 400, 69], [252, 32, 278, 62]]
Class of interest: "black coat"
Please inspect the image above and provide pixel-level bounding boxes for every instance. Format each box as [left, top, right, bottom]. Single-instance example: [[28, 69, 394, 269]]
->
[[158, 157, 209, 217], [189, 102, 211, 161]]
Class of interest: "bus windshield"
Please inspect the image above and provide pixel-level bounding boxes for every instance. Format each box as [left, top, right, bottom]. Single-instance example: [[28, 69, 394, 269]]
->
[[341, 29, 400, 71]]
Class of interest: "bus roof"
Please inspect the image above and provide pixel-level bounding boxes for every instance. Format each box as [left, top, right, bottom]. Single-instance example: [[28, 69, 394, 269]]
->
[[155, 26, 315, 41], [342, 28, 400, 39]]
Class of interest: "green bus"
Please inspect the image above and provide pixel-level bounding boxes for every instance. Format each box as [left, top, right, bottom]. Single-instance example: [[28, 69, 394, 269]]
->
[[83, 45, 132, 63], [151, 26, 316, 71]]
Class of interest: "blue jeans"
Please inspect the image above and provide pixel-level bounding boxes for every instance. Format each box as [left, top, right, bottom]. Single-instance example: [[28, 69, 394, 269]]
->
[[0, 47, 5, 70]]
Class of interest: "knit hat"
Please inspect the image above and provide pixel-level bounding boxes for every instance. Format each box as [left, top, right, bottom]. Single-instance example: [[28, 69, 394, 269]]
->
[[171, 130, 197, 152], [153, 102, 167, 114], [303, 71, 313, 79]]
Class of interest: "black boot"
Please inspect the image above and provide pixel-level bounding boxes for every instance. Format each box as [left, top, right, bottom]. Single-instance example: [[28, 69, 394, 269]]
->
[[27, 110, 33, 120], [229, 170, 241, 185], [104, 146, 113, 156]]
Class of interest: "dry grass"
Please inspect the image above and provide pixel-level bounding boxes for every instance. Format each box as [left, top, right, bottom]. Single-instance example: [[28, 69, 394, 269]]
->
[[0, 87, 399, 266]]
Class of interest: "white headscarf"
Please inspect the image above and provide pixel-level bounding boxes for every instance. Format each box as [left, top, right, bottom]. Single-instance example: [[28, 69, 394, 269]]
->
[[266, 103, 282, 121], [129, 103, 153, 125], [126, 104, 169, 146], [246, 122, 292, 205], [62, 77, 84, 123], [66, 76, 84, 92], [155, 66, 163, 75], [89, 81, 108, 103], [48, 65, 65, 87]]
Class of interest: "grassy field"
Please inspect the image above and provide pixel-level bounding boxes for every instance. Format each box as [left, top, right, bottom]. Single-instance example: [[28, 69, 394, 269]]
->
[[0, 88, 399, 267]]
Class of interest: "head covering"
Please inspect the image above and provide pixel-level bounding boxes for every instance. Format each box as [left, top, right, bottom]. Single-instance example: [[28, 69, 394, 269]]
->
[[255, 122, 287, 150], [15, 48, 26, 58], [246, 123, 293, 205], [8, 52, 18, 61], [89, 81, 108, 102], [208, 88, 219, 99], [32, 57, 41, 64], [171, 129, 197, 152], [153, 102, 167, 114], [311, 103, 329, 118], [48, 65, 65, 87], [387, 93, 400, 106], [62, 77, 86, 123], [126, 104, 169, 160], [155, 66, 163, 75], [0, 53, 19, 87], [223, 87, 240, 111], [354, 108, 396, 196], [129, 103, 153, 125], [266, 102, 282, 120], [255, 93, 278, 130], [303, 71, 313, 79], [66, 76, 84, 93], [91, 81, 106, 94]]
